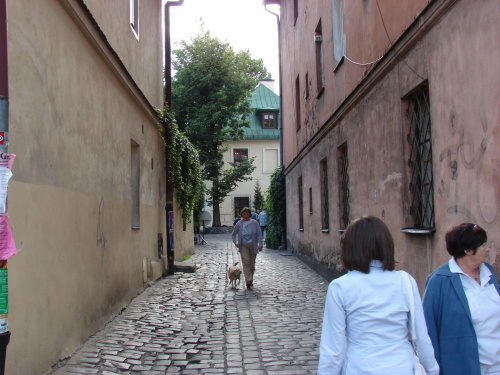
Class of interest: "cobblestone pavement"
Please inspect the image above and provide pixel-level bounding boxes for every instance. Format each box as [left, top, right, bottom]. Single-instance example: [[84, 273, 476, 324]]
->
[[52, 234, 329, 375]]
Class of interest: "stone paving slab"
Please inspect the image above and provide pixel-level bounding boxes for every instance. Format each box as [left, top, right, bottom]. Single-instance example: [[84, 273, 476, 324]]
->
[[52, 234, 328, 374]]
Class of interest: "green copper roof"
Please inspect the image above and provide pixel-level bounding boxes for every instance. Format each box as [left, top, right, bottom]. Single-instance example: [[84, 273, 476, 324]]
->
[[243, 84, 280, 140]]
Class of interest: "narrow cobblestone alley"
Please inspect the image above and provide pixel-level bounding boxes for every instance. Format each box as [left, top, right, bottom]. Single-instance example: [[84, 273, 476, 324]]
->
[[52, 234, 329, 375]]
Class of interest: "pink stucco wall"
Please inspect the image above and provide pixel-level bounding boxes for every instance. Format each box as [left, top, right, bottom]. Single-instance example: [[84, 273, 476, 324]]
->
[[279, 0, 500, 289]]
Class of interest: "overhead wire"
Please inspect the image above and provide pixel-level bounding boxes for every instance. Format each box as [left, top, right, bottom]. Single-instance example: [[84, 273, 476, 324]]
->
[[375, 0, 426, 81]]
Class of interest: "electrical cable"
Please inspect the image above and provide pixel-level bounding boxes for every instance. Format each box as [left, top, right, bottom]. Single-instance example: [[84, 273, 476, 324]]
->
[[376, 0, 426, 81]]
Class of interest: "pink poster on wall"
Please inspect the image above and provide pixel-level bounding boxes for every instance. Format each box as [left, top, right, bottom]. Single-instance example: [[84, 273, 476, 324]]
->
[[0, 216, 16, 260]]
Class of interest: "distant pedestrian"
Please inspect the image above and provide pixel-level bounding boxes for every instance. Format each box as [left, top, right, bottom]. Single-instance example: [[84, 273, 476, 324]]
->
[[232, 207, 263, 289], [318, 216, 438, 375], [257, 209, 267, 238], [423, 223, 500, 375], [250, 208, 257, 220]]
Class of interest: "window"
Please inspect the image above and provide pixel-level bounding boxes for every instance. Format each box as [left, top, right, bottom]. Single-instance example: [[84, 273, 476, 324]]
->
[[131, 140, 140, 228], [263, 148, 279, 173], [130, 0, 139, 37], [332, 0, 344, 69], [295, 75, 301, 130], [234, 196, 250, 218], [309, 187, 313, 214], [338, 143, 350, 230], [320, 159, 329, 230], [233, 148, 248, 165], [305, 72, 309, 99], [405, 85, 435, 230], [298, 177, 304, 229], [261, 112, 277, 129], [294, 0, 298, 25], [315, 20, 325, 94]]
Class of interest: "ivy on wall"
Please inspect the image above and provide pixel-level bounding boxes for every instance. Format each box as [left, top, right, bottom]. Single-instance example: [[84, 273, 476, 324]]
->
[[156, 107, 205, 224]]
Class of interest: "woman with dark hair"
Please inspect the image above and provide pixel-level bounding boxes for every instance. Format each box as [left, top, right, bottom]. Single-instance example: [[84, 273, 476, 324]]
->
[[423, 223, 500, 375], [318, 216, 438, 375], [232, 207, 263, 289]]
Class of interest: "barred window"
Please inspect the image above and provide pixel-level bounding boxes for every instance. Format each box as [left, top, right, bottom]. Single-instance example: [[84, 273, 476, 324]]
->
[[338, 143, 350, 230], [405, 86, 435, 230]]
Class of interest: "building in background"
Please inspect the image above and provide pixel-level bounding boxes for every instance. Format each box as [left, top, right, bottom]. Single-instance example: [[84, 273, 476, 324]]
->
[[5, 0, 193, 372], [271, 0, 500, 285], [207, 79, 280, 227]]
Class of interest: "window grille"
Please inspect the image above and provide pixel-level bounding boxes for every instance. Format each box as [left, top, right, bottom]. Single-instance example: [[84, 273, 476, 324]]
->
[[320, 159, 329, 230], [338, 144, 349, 229], [406, 87, 435, 229]]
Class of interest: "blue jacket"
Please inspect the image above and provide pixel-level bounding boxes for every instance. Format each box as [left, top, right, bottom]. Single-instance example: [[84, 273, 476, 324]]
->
[[422, 262, 500, 375]]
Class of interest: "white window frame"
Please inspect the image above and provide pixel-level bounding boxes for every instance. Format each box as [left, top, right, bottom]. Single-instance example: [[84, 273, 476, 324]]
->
[[262, 147, 280, 174], [130, 0, 139, 39]]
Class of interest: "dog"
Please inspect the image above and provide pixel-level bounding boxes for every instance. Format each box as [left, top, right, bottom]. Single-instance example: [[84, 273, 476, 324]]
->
[[227, 261, 242, 288]]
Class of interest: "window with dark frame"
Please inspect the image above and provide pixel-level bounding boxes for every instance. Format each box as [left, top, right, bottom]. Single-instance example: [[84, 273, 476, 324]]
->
[[405, 85, 435, 229], [305, 72, 309, 99], [338, 143, 350, 230], [294, 0, 299, 25], [295, 75, 301, 130], [320, 159, 329, 230], [233, 148, 248, 165], [315, 20, 325, 94], [131, 140, 140, 228], [234, 197, 250, 219], [260, 112, 277, 129], [298, 177, 304, 229], [309, 187, 313, 214]]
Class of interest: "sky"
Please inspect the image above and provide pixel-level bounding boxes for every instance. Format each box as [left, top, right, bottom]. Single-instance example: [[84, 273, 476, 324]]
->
[[167, 0, 280, 94]]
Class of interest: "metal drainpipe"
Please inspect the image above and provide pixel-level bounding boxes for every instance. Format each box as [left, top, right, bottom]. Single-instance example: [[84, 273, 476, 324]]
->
[[0, 0, 11, 371], [164, 0, 184, 275], [264, 3, 287, 250]]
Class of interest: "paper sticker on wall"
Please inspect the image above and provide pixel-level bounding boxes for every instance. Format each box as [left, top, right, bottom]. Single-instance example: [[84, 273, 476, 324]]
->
[[0, 216, 17, 260]]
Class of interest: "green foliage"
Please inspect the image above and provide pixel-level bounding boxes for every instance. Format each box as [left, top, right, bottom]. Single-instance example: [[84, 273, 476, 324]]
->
[[253, 180, 265, 212], [182, 254, 191, 261], [156, 106, 205, 224], [265, 166, 286, 249], [171, 30, 268, 226]]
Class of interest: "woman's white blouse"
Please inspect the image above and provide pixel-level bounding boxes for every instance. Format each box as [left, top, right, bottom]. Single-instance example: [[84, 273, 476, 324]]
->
[[449, 258, 500, 371], [318, 261, 439, 375]]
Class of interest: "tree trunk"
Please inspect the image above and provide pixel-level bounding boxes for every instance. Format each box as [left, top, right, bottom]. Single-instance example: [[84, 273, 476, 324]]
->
[[212, 203, 221, 227]]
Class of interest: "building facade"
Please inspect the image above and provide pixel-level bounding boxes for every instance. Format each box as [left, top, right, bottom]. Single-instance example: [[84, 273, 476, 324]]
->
[[272, 0, 500, 286], [5, 0, 193, 373], [208, 81, 280, 227]]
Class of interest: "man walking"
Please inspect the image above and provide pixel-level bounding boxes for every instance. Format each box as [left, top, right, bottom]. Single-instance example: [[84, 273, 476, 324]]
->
[[257, 209, 267, 239]]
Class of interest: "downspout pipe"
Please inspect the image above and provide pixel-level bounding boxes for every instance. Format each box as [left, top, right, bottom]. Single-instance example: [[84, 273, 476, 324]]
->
[[164, 0, 184, 275], [264, 2, 287, 250], [0, 0, 11, 371]]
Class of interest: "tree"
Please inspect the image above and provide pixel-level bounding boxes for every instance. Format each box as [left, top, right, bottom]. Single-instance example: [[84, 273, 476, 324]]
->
[[253, 180, 265, 213], [172, 30, 268, 226], [264, 166, 286, 249]]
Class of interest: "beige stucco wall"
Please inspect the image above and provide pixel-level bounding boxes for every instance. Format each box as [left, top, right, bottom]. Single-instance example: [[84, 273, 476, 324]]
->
[[4, 0, 192, 373], [82, 0, 164, 109], [281, 0, 500, 289]]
